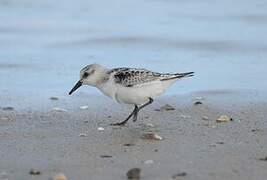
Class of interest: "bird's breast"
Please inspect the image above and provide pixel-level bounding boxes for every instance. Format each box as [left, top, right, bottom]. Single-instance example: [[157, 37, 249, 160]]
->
[[97, 80, 117, 100]]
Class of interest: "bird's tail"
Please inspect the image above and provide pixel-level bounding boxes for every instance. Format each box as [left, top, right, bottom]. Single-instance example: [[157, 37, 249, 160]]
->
[[175, 72, 194, 78], [161, 72, 194, 81]]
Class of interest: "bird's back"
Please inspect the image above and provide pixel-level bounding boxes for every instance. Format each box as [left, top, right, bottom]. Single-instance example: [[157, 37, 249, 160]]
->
[[107, 67, 194, 87]]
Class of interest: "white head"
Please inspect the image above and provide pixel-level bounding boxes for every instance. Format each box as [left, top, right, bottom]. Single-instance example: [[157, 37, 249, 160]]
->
[[69, 64, 106, 95]]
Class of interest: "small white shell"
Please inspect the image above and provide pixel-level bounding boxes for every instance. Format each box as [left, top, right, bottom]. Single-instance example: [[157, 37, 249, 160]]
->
[[97, 127, 105, 131], [216, 115, 230, 122], [79, 106, 89, 110], [144, 160, 154, 164], [142, 133, 163, 140], [52, 107, 67, 112], [145, 123, 154, 127], [53, 173, 67, 180], [79, 133, 87, 137], [202, 116, 209, 120]]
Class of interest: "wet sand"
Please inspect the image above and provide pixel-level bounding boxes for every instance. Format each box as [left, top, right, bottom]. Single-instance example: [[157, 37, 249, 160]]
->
[[1, 90, 267, 180], [1, 0, 267, 179]]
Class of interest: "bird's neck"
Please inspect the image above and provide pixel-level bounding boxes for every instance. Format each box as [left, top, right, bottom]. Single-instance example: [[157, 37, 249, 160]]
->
[[94, 69, 110, 88]]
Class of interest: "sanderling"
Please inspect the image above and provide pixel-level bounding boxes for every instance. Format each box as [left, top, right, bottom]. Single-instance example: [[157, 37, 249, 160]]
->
[[69, 64, 194, 126]]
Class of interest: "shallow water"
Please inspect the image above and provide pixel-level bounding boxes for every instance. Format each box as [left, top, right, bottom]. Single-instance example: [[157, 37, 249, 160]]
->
[[1, 0, 267, 109]]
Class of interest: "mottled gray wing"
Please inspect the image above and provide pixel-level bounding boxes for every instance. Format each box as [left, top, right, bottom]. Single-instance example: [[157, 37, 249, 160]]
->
[[108, 68, 161, 87]]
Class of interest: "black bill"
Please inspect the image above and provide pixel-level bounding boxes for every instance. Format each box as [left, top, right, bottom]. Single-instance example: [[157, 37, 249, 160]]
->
[[69, 80, 82, 95]]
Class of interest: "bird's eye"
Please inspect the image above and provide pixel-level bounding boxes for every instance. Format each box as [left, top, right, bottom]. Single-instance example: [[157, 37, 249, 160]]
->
[[83, 72, 89, 78]]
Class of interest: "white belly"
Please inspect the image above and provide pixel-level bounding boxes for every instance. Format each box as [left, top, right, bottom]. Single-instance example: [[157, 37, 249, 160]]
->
[[98, 79, 176, 105]]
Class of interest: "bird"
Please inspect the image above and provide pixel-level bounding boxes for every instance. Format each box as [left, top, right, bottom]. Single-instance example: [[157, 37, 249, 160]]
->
[[69, 64, 194, 126]]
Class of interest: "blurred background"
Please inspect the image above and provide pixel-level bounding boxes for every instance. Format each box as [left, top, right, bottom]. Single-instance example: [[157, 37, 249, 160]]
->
[[1, 0, 267, 109]]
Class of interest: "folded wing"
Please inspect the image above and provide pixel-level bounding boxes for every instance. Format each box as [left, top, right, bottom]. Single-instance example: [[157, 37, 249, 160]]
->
[[109, 68, 194, 87]]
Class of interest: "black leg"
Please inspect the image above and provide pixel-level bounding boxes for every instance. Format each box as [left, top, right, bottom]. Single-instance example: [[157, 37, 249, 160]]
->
[[139, 98, 154, 111], [133, 98, 153, 122], [111, 105, 138, 126], [133, 105, 139, 122]]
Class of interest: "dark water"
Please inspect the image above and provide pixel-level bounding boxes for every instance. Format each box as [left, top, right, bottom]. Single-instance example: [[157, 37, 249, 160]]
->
[[1, 0, 267, 109]]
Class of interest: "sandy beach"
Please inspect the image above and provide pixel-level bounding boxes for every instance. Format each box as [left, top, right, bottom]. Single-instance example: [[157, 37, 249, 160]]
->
[[1, 90, 267, 180], [1, 0, 267, 179]]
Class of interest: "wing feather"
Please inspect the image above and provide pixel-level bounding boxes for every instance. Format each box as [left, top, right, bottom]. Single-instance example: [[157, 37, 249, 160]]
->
[[108, 68, 194, 87], [108, 68, 160, 87]]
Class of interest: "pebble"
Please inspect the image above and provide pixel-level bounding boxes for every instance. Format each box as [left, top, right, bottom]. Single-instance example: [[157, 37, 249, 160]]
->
[[251, 128, 262, 133], [100, 155, 112, 158], [53, 173, 67, 180], [124, 143, 135, 147], [79, 105, 89, 110], [161, 104, 175, 111], [97, 127, 105, 131], [144, 160, 154, 164], [52, 107, 67, 112], [145, 123, 154, 127], [259, 157, 267, 161], [180, 114, 191, 119], [216, 115, 231, 123], [141, 133, 163, 140], [127, 168, 141, 179], [202, 116, 209, 120], [194, 101, 203, 105], [79, 133, 87, 137], [2, 107, 14, 111], [172, 172, 187, 179], [155, 104, 175, 111], [29, 169, 41, 175], [209, 144, 217, 147], [50, 97, 59, 100]]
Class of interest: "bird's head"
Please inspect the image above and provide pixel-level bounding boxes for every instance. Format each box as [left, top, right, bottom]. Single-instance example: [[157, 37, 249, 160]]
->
[[69, 64, 106, 95]]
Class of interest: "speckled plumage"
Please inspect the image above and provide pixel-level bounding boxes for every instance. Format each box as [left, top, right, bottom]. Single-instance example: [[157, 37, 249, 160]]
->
[[69, 64, 194, 125], [108, 67, 193, 87]]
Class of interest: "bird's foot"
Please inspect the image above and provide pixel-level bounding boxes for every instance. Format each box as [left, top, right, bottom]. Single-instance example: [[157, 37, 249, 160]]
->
[[132, 115, 138, 122], [110, 121, 127, 126]]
